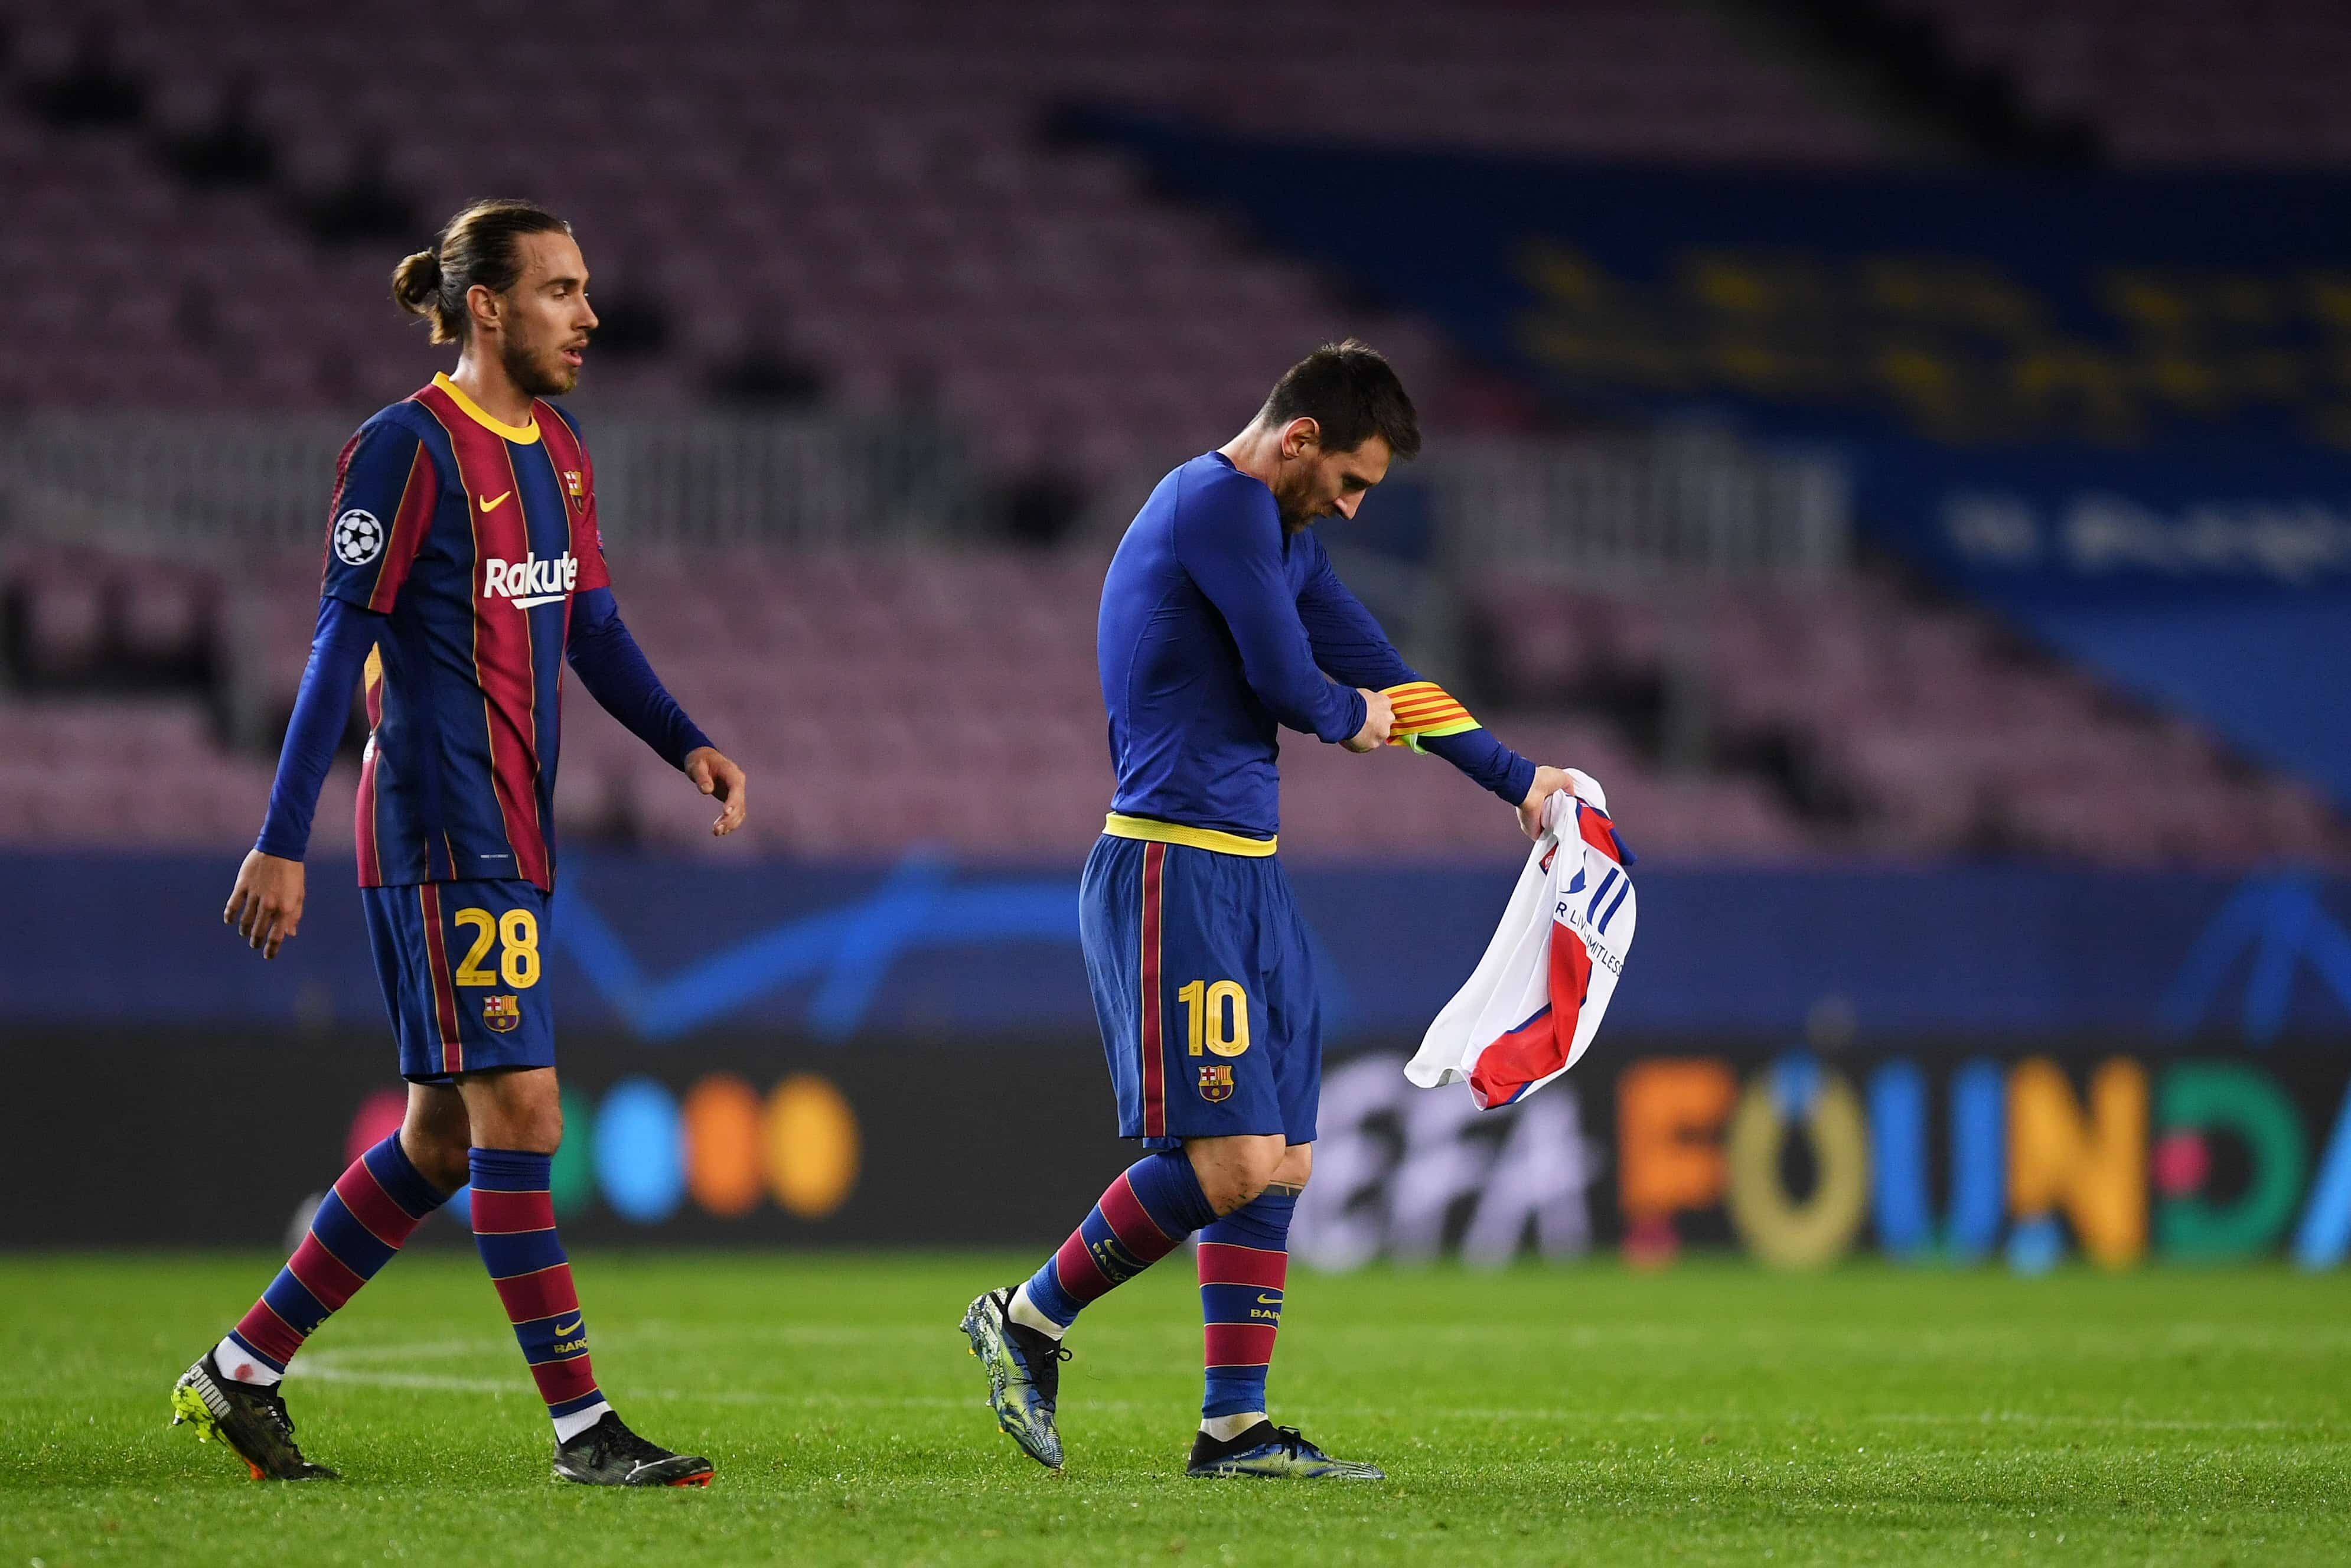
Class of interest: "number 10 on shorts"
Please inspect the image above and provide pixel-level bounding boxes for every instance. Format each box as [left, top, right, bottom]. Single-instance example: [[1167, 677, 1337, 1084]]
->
[[1177, 979, 1250, 1058]]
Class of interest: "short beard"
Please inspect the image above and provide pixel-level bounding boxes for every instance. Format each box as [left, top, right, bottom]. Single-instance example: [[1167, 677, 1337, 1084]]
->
[[1273, 480, 1315, 534], [501, 334, 576, 399]]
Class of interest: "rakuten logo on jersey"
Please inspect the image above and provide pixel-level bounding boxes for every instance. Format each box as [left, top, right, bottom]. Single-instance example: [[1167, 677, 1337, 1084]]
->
[[482, 553, 578, 609]]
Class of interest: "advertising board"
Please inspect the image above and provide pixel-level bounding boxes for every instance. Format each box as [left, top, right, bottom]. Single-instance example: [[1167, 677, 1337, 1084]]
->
[[15, 1031, 2346, 1272]]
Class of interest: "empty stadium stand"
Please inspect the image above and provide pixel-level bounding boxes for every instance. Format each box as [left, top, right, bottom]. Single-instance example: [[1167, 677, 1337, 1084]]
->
[[2, 2, 2343, 871], [1892, 0, 2351, 163], [0, 0, 1881, 481], [4, 529, 2341, 867]]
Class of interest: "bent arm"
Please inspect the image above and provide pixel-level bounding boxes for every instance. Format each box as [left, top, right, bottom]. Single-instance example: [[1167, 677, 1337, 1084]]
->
[[255, 595, 381, 859], [1296, 548, 1536, 804], [565, 586, 715, 768], [1176, 505, 1364, 744]]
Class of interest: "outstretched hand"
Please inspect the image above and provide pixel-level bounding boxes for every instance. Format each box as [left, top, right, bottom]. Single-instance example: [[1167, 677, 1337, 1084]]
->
[[684, 746, 749, 837], [224, 850, 306, 959], [1518, 764, 1577, 842]]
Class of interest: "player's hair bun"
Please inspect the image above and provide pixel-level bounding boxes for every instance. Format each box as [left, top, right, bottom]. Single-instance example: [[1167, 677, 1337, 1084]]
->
[[389, 201, 570, 346], [391, 247, 444, 318]]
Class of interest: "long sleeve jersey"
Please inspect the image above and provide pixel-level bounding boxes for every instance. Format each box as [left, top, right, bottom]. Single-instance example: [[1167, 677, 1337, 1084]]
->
[[1097, 451, 1535, 841], [256, 374, 710, 887]]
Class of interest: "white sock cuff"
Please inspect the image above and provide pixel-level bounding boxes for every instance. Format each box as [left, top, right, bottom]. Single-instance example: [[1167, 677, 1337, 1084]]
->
[[1008, 1284, 1068, 1340], [213, 1335, 283, 1387], [553, 1401, 614, 1443], [1201, 1411, 1267, 1443]]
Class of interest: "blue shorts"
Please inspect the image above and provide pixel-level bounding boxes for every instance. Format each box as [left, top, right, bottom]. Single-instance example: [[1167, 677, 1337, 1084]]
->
[[1079, 828, 1322, 1148], [360, 880, 556, 1084]]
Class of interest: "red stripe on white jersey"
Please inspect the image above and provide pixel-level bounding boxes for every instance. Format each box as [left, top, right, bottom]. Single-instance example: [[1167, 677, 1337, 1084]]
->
[[1466, 921, 1593, 1110]]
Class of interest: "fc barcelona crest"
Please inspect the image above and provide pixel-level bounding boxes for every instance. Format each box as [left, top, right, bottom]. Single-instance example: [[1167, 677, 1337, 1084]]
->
[[563, 469, 585, 510], [482, 994, 523, 1034], [1197, 1064, 1235, 1103]]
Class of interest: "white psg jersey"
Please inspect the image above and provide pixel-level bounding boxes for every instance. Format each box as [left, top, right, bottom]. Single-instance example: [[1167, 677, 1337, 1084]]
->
[[1407, 772, 1636, 1109]]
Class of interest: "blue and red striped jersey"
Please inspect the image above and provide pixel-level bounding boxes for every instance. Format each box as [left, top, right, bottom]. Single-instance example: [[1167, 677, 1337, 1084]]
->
[[321, 372, 611, 891]]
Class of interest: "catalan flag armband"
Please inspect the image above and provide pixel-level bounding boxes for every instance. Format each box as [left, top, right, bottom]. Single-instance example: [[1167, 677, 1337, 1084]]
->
[[1380, 682, 1483, 751]]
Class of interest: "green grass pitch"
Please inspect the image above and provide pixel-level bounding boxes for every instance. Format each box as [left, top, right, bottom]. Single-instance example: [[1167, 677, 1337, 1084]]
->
[[5, 1251, 2346, 1565]]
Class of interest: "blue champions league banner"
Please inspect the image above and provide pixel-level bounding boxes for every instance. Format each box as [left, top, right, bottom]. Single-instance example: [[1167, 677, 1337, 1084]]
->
[[6, 851, 2350, 1043], [11, 852, 2351, 1262], [1073, 115, 2351, 806]]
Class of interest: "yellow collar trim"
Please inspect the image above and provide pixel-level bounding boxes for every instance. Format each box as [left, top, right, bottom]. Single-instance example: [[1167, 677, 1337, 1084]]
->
[[1103, 813, 1277, 858], [432, 372, 540, 444]]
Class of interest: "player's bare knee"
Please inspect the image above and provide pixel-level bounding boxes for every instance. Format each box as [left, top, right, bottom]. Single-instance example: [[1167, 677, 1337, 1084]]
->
[[400, 1128, 472, 1194], [1209, 1173, 1264, 1214], [402, 1121, 472, 1190], [1187, 1133, 1286, 1214], [455, 1067, 563, 1153], [496, 1100, 563, 1155], [400, 1085, 473, 1192], [1268, 1142, 1312, 1194], [517, 1087, 565, 1151]]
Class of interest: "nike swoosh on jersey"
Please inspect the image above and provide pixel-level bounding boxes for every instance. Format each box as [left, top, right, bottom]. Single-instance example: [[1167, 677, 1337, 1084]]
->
[[478, 490, 513, 511], [1256, 1293, 1283, 1305], [553, 1318, 583, 1336]]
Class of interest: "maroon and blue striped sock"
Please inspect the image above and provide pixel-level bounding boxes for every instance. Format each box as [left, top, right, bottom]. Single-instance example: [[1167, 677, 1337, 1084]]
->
[[1016, 1150, 1219, 1332], [218, 1132, 449, 1384], [1198, 1188, 1296, 1420], [468, 1148, 610, 1439]]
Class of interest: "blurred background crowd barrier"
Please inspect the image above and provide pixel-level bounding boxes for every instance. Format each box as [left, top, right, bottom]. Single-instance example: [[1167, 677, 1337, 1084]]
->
[[1, 0, 2346, 1267]]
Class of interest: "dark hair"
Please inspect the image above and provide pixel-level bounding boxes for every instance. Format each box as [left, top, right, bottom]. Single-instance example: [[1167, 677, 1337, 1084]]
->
[[391, 199, 572, 345], [1259, 338, 1421, 459]]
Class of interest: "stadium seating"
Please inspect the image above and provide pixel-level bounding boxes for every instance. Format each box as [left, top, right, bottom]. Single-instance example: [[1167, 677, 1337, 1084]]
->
[[5, 0, 2339, 472], [2, 4, 2344, 869], [4, 533, 2340, 868], [1473, 575, 2348, 866], [0, 0, 1877, 487], [1893, 0, 2351, 162], [0, 693, 357, 853]]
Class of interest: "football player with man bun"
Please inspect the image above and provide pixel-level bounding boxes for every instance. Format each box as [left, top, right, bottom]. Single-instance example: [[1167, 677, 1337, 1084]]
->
[[173, 200, 745, 1489]]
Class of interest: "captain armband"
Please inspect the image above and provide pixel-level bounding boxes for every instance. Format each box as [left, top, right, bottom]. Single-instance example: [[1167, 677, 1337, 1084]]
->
[[1380, 681, 1483, 751]]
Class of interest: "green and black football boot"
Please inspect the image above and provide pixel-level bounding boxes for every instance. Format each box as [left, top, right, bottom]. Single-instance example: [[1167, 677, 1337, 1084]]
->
[[169, 1351, 338, 1481], [1186, 1420, 1384, 1479], [960, 1286, 1071, 1469]]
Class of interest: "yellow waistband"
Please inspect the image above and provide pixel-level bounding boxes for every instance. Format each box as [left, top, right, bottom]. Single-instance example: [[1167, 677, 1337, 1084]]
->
[[1103, 813, 1277, 858]]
